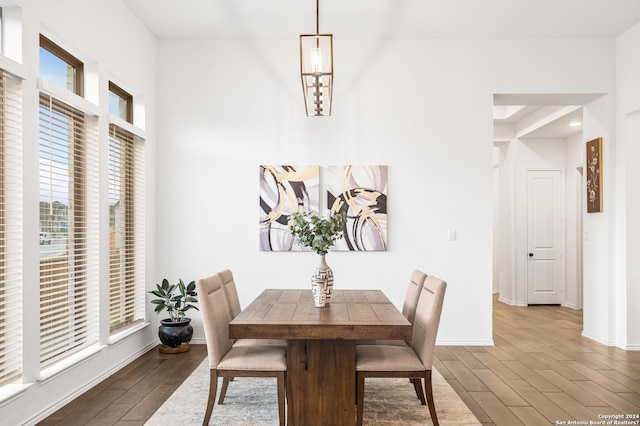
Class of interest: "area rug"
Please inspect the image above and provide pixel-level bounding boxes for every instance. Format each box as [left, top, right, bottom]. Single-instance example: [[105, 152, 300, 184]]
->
[[145, 359, 480, 425]]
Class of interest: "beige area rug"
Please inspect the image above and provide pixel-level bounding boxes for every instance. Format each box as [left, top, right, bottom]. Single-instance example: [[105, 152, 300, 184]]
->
[[146, 359, 480, 426]]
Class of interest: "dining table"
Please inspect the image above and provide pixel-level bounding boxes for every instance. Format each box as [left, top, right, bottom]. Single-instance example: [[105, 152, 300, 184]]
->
[[228, 288, 412, 426]]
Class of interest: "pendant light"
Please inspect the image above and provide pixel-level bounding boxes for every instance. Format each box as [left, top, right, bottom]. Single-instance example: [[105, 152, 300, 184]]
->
[[300, 0, 333, 116]]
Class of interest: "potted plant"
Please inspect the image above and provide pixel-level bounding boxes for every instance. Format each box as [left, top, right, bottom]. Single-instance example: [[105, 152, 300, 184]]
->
[[149, 278, 199, 352], [289, 211, 346, 307]]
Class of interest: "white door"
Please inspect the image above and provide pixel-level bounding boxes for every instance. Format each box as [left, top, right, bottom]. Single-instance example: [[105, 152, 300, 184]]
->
[[527, 170, 563, 304]]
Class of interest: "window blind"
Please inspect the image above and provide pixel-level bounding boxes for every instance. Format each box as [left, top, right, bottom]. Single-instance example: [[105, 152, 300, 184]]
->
[[108, 124, 145, 333], [38, 92, 99, 368], [0, 70, 22, 386]]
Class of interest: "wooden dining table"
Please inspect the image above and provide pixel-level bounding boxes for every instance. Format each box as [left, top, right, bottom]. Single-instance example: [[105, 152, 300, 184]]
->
[[228, 289, 412, 426]]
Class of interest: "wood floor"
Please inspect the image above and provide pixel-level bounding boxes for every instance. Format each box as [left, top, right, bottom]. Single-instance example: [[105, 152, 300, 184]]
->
[[36, 344, 207, 426], [434, 295, 640, 425], [38, 295, 640, 425]]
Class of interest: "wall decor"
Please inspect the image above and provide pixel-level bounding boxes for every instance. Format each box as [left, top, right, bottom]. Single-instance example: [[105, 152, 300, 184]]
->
[[259, 165, 319, 251], [586, 137, 603, 213], [327, 165, 387, 251]]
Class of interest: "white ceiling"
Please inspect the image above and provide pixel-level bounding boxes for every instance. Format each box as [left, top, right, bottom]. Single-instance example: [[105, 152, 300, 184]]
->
[[493, 94, 604, 140], [123, 0, 640, 40], [122, 2, 631, 139]]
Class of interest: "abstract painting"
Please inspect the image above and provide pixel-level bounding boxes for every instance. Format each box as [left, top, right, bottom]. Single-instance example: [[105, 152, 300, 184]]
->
[[327, 165, 387, 251], [586, 138, 603, 213], [259, 165, 319, 251]]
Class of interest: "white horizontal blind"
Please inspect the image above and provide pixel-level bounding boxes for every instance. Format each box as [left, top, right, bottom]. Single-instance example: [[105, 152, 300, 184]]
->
[[108, 124, 145, 333], [39, 92, 99, 368], [0, 70, 22, 386]]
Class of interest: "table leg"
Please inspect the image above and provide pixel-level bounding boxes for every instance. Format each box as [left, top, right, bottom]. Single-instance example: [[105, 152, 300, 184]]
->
[[287, 340, 356, 426]]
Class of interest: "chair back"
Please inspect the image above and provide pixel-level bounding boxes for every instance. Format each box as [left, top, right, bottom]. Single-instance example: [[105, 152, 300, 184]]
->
[[411, 275, 447, 369], [196, 273, 234, 368], [217, 269, 242, 319], [402, 270, 428, 324]]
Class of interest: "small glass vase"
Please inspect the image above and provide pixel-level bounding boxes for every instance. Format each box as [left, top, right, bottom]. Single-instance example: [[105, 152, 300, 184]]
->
[[311, 254, 333, 307]]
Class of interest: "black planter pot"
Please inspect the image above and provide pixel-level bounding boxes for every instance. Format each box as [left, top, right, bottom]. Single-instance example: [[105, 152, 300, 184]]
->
[[158, 317, 193, 348]]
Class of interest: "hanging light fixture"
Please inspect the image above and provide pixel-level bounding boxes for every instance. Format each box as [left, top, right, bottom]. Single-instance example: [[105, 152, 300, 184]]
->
[[300, 0, 333, 116]]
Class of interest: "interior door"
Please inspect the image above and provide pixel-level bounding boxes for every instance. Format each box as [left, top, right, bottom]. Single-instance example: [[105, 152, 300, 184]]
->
[[527, 169, 563, 304]]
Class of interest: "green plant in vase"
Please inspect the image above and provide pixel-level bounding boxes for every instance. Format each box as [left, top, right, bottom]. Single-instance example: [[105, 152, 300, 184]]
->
[[289, 211, 346, 307], [149, 278, 199, 352], [289, 211, 346, 255]]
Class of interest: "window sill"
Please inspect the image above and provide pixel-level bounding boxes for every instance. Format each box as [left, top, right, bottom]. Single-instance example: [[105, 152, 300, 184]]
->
[[39, 344, 105, 385], [0, 382, 33, 408], [109, 321, 151, 346]]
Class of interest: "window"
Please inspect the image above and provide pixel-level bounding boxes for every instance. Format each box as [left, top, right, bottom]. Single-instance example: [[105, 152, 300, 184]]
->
[[39, 35, 83, 96], [38, 92, 99, 368], [108, 124, 145, 334], [108, 82, 132, 123], [0, 69, 22, 386]]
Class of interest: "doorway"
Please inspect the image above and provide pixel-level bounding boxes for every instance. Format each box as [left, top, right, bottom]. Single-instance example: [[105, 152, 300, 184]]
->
[[492, 94, 594, 309]]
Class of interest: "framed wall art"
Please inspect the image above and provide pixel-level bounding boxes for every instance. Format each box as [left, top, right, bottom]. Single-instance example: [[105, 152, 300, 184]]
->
[[259, 165, 319, 251], [586, 137, 603, 213], [327, 165, 388, 251]]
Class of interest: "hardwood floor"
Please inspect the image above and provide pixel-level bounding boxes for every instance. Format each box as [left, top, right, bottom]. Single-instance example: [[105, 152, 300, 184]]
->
[[38, 296, 640, 425], [434, 295, 640, 425], [36, 344, 207, 426]]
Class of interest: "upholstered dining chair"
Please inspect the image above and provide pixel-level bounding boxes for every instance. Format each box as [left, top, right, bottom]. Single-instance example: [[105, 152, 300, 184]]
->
[[213, 269, 286, 404], [217, 269, 242, 319], [357, 269, 428, 401], [196, 273, 287, 426], [358, 269, 427, 346], [378, 269, 428, 346], [355, 275, 447, 426]]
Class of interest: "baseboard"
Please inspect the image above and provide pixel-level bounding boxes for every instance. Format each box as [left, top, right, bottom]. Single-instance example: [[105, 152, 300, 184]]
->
[[581, 330, 615, 347], [497, 296, 527, 307], [436, 339, 495, 346], [561, 302, 581, 310], [624, 344, 640, 351]]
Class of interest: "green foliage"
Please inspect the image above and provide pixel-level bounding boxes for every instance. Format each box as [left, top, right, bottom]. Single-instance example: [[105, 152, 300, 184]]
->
[[149, 278, 199, 322], [289, 211, 347, 255]]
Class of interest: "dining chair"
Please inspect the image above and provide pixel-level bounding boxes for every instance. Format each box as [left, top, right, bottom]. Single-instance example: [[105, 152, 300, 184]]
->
[[382, 269, 428, 345], [196, 273, 287, 426], [358, 269, 427, 347], [355, 275, 447, 426], [217, 269, 242, 319], [213, 269, 286, 405]]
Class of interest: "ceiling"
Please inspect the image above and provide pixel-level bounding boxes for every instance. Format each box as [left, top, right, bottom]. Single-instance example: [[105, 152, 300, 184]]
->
[[122, 2, 630, 139], [493, 94, 604, 140], [123, 0, 640, 40]]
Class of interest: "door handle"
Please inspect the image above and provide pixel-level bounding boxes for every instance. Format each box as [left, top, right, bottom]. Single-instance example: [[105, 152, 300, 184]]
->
[[529, 253, 534, 257]]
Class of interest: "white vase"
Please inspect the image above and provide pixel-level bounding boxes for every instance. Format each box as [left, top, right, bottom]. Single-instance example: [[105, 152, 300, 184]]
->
[[311, 254, 333, 307]]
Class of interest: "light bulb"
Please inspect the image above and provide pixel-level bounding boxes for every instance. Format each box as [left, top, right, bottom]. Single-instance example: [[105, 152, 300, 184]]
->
[[311, 48, 323, 73]]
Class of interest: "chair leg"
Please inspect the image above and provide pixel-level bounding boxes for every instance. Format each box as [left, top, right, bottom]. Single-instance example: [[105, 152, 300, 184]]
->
[[356, 373, 365, 426], [277, 372, 286, 426], [412, 378, 427, 405], [218, 377, 231, 404], [425, 370, 439, 426], [203, 370, 218, 426]]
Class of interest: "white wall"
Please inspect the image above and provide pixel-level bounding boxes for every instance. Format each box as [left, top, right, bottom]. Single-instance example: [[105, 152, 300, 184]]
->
[[493, 141, 516, 304], [581, 96, 615, 345], [2, 1, 158, 425], [616, 22, 640, 349], [564, 132, 584, 310], [156, 37, 616, 349]]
